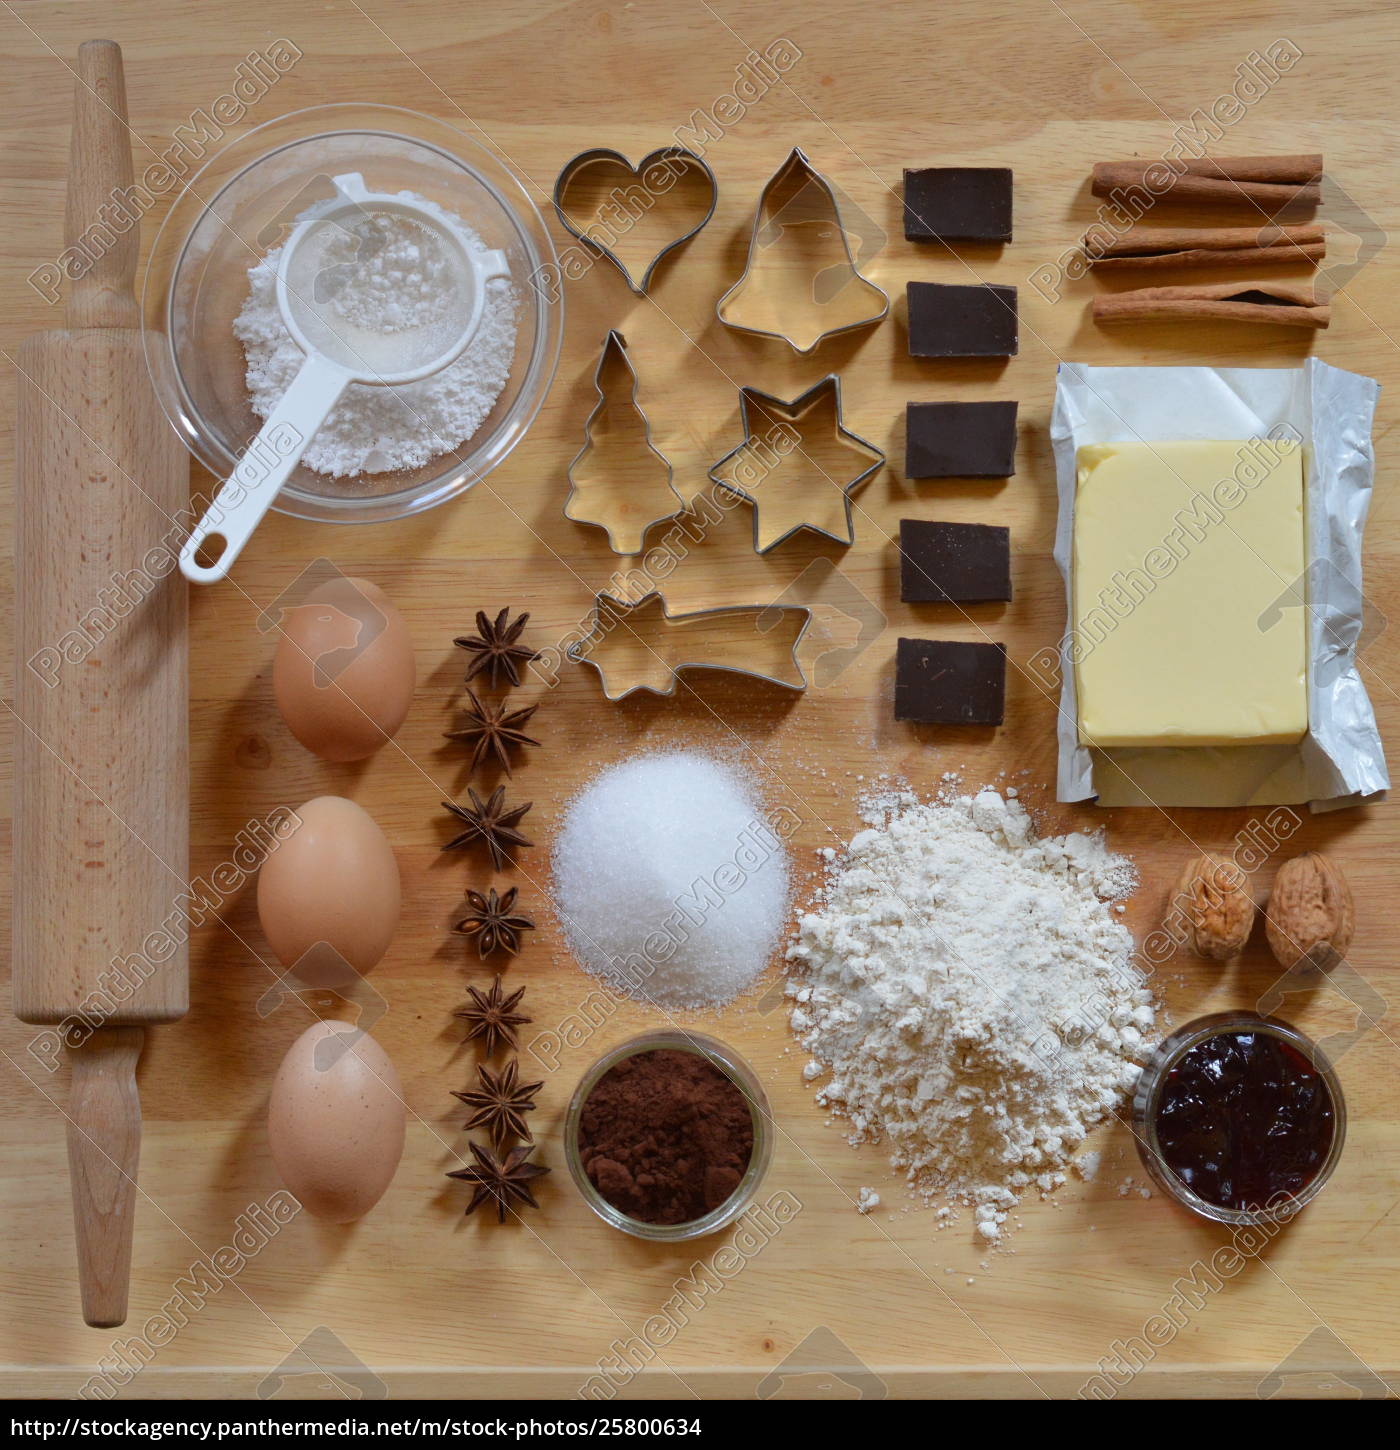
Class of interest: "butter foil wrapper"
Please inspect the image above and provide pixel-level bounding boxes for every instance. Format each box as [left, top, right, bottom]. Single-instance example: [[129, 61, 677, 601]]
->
[[1049, 359, 1386, 810]]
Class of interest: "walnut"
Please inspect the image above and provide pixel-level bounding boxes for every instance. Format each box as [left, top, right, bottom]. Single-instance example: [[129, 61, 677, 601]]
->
[[1170, 852, 1256, 960], [1266, 852, 1355, 972]]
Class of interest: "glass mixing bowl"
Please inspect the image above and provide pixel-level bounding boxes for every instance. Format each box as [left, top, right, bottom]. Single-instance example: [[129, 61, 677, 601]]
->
[[142, 104, 562, 525]]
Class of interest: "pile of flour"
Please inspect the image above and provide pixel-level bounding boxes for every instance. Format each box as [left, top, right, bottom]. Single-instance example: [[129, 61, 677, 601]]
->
[[786, 785, 1154, 1243], [234, 190, 517, 478]]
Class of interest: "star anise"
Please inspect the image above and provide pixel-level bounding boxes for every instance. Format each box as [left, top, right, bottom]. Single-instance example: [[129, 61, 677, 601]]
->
[[454, 977, 531, 1056], [454, 608, 540, 688], [453, 886, 535, 959], [446, 1141, 550, 1222], [453, 1058, 543, 1147], [441, 786, 533, 870], [444, 691, 540, 776]]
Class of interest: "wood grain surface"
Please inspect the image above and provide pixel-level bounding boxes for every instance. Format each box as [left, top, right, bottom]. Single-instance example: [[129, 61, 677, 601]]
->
[[3, 0, 1400, 1401]]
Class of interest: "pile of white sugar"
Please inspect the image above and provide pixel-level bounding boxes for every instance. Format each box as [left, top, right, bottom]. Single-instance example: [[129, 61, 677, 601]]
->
[[234, 190, 517, 478], [786, 785, 1154, 1243], [552, 752, 789, 1010]]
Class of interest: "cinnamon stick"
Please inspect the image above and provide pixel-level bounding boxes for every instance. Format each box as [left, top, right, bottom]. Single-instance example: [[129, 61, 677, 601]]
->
[[1092, 281, 1330, 330], [1084, 223, 1325, 271], [1162, 155, 1322, 182], [1094, 243, 1324, 272], [1092, 155, 1323, 210]]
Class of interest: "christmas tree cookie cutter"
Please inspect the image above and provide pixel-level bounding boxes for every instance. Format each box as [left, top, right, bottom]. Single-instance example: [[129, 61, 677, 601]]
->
[[565, 329, 686, 554], [566, 590, 812, 700], [553, 146, 718, 295], [708, 374, 884, 554], [717, 147, 889, 353]]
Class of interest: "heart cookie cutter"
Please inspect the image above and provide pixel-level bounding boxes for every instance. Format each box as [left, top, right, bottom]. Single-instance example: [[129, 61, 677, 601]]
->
[[566, 590, 811, 700], [565, 329, 686, 554], [553, 146, 718, 295], [717, 147, 888, 352], [708, 374, 885, 554]]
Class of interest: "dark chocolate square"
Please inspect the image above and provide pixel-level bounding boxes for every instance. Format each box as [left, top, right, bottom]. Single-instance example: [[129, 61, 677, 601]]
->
[[907, 282, 1018, 358], [894, 638, 1006, 725], [899, 521, 1012, 604], [903, 167, 1013, 243], [905, 400, 1017, 478]]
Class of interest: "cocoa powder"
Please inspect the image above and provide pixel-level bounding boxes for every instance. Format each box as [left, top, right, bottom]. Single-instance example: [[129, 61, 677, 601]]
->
[[577, 1048, 755, 1225]]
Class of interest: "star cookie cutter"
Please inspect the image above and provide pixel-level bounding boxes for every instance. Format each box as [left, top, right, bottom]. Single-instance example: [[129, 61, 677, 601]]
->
[[717, 147, 889, 352], [707, 374, 885, 555], [565, 329, 686, 554], [565, 590, 812, 700], [553, 146, 718, 295]]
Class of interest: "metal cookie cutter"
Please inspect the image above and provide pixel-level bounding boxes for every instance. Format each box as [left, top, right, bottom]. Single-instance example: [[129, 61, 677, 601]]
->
[[566, 590, 812, 701], [708, 374, 885, 554], [566, 330, 686, 554], [553, 146, 718, 295], [717, 147, 889, 353]]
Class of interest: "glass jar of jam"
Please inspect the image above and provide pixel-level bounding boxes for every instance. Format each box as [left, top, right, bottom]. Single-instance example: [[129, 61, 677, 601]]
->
[[1133, 1012, 1346, 1226]]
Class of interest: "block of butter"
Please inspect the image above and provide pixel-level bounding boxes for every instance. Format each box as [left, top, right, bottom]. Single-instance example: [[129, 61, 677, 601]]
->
[[1073, 438, 1307, 748]]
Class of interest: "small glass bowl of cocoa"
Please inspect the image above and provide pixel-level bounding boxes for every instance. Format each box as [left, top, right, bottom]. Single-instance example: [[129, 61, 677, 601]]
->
[[564, 1031, 774, 1241]]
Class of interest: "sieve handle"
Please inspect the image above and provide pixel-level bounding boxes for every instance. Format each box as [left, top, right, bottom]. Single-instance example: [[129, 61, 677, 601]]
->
[[179, 354, 353, 584]]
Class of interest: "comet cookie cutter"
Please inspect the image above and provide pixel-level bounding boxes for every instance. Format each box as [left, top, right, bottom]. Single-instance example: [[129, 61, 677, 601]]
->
[[565, 330, 686, 554], [553, 146, 718, 294], [708, 374, 885, 554], [717, 147, 889, 352], [565, 590, 812, 700]]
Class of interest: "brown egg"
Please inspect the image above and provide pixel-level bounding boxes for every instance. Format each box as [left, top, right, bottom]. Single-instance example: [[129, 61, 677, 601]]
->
[[273, 576, 414, 761], [257, 795, 399, 988], [268, 1022, 405, 1222]]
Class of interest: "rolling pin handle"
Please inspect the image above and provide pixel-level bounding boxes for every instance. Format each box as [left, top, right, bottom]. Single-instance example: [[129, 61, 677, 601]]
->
[[67, 1027, 145, 1328], [66, 40, 140, 331]]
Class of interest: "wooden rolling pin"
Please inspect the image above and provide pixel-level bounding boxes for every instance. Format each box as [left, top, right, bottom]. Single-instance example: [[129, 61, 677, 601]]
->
[[14, 40, 188, 1328]]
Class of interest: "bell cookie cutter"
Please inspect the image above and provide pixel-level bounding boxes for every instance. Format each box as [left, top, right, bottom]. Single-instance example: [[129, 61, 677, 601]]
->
[[565, 329, 686, 554], [566, 590, 811, 701], [708, 374, 884, 555], [717, 147, 888, 353], [553, 146, 718, 295]]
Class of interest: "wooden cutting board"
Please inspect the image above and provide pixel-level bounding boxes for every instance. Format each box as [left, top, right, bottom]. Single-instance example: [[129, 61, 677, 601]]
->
[[2, 0, 1399, 1399]]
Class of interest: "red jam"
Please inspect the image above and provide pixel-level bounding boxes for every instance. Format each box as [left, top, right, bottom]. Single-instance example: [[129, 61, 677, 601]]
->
[[1154, 1029, 1335, 1213]]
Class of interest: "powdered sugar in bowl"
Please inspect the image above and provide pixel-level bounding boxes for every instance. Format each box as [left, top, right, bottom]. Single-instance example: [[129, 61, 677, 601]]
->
[[143, 104, 562, 526]]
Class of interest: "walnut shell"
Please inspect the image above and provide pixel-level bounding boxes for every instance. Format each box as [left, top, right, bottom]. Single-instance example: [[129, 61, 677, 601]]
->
[[1266, 852, 1355, 972], [1171, 852, 1256, 960]]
